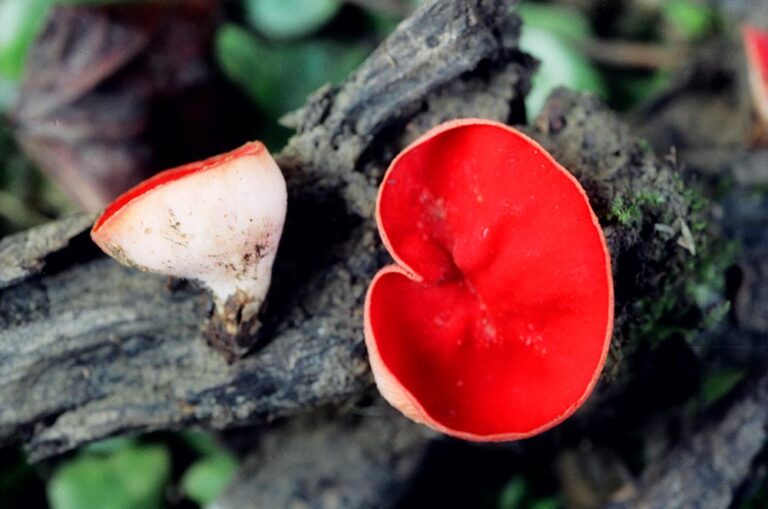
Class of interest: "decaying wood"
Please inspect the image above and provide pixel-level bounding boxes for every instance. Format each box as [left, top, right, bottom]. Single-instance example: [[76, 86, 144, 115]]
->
[[211, 406, 429, 509], [580, 39, 687, 70], [0, 213, 95, 287], [0, 0, 534, 461], [530, 88, 708, 376], [721, 195, 767, 363], [605, 370, 768, 509], [1, 0, 707, 463]]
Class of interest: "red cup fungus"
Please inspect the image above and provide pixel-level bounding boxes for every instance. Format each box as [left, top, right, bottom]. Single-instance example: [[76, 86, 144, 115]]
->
[[364, 119, 614, 441], [91, 142, 287, 358], [743, 25, 768, 128]]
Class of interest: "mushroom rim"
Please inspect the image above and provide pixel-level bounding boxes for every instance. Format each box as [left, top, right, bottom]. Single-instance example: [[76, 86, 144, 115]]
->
[[92, 141, 267, 234]]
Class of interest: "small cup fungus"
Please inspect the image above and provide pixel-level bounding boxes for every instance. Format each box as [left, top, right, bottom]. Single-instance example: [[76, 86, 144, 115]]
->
[[364, 119, 614, 441], [743, 25, 768, 128], [91, 142, 287, 358]]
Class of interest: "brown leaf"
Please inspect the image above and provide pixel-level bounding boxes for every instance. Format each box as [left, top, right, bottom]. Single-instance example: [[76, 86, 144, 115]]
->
[[12, 0, 256, 211]]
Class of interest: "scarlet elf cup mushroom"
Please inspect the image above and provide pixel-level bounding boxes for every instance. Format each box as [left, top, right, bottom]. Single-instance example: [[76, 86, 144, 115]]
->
[[91, 142, 287, 359], [742, 25, 768, 130], [364, 119, 614, 441]]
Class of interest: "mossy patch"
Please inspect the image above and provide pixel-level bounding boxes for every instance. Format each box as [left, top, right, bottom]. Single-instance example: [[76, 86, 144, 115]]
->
[[625, 179, 736, 349]]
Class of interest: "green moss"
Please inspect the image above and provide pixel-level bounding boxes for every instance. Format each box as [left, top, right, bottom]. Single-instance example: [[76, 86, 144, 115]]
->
[[631, 284, 683, 347], [609, 196, 642, 225], [608, 190, 668, 227], [636, 191, 666, 207], [636, 138, 652, 153], [680, 180, 708, 213], [621, 178, 735, 350]]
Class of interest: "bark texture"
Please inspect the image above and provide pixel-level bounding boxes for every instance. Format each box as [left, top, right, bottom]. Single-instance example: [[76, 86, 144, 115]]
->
[[0, 0, 534, 461], [1, 0, 706, 464], [530, 89, 708, 375], [211, 406, 429, 509], [605, 370, 768, 509]]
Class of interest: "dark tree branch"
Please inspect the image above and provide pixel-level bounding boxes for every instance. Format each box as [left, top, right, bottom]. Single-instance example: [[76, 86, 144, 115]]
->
[[0, 0, 709, 464], [529, 89, 710, 378], [604, 370, 768, 509], [211, 406, 429, 509], [0, 0, 534, 461], [0, 213, 95, 287]]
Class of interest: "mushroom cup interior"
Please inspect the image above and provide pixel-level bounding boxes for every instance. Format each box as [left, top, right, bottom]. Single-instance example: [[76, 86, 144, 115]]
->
[[366, 121, 613, 439]]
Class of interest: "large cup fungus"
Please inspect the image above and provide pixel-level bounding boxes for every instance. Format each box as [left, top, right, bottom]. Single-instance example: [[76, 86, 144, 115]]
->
[[743, 25, 768, 129], [364, 119, 613, 441], [91, 142, 287, 359]]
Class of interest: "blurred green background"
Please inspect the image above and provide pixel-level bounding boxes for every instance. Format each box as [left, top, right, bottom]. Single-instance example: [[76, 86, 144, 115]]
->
[[2, 1, 761, 509], [0, 0, 721, 239]]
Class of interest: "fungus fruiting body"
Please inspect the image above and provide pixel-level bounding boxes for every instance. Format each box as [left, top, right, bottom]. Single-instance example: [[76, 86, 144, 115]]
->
[[743, 25, 768, 127], [91, 142, 287, 358], [364, 119, 613, 441]]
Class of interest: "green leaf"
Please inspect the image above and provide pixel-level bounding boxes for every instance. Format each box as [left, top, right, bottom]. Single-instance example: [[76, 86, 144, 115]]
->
[[662, 0, 715, 41], [0, 0, 53, 80], [180, 453, 238, 506], [245, 0, 341, 40], [0, 450, 41, 504], [518, 2, 604, 117], [47, 443, 171, 509], [518, 2, 593, 40], [608, 70, 672, 111], [519, 24, 605, 117], [701, 368, 745, 407], [529, 497, 561, 509], [498, 477, 526, 509], [179, 431, 229, 457], [215, 24, 369, 119], [54, 0, 175, 4], [366, 11, 401, 40], [83, 437, 137, 455]]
